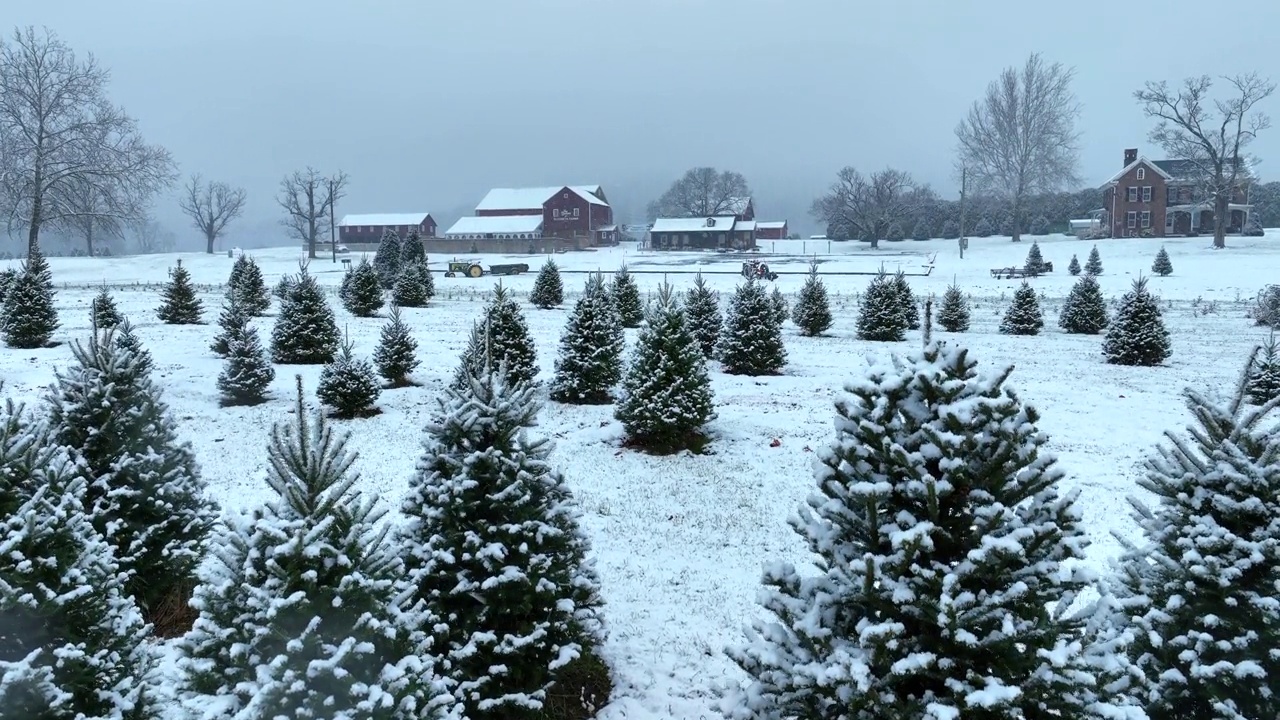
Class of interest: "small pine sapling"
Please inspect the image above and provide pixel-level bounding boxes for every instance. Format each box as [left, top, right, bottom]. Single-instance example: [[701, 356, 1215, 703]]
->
[[271, 264, 340, 364], [550, 272, 625, 404], [891, 271, 920, 330], [373, 304, 420, 387], [373, 227, 403, 288], [529, 258, 565, 309], [856, 272, 907, 342], [1246, 333, 1280, 405], [1103, 276, 1171, 366], [316, 334, 382, 418], [226, 254, 271, 315], [791, 261, 833, 337], [683, 271, 722, 356], [340, 256, 385, 317], [1059, 273, 1109, 334], [1068, 254, 1081, 276], [921, 296, 933, 345], [452, 284, 539, 389], [999, 281, 1045, 335], [209, 297, 250, 357], [90, 285, 122, 329], [937, 282, 971, 333], [1024, 241, 1047, 273], [0, 267, 16, 305], [769, 286, 788, 327], [400, 230, 425, 266], [114, 318, 153, 376], [156, 258, 204, 324], [718, 279, 787, 375], [2, 254, 60, 349], [216, 322, 275, 406], [1085, 244, 1104, 275], [272, 273, 295, 301], [610, 264, 644, 328], [391, 260, 433, 308], [1151, 246, 1173, 276]]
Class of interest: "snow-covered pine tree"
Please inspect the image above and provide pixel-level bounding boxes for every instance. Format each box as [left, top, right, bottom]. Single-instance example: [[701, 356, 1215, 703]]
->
[[216, 321, 275, 406], [912, 218, 931, 241], [114, 317, 153, 376], [392, 260, 433, 308], [1030, 214, 1050, 235], [886, 222, 905, 242], [1059, 273, 1110, 334], [791, 261, 833, 337], [1151, 246, 1173, 276], [0, 267, 16, 305], [724, 341, 1125, 720], [1111, 356, 1280, 719], [1103, 276, 1171, 366], [1, 254, 59, 349], [530, 258, 564, 309], [273, 273, 295, 301], [891, 270, 920, 329], [156, 258, 204, 324], [999, 214, 1016, 237], [341, 256, 385, 317], [1085, 244, 1104, 275], [373, 228, 403, 288], [940, 219, 960, 238], [1068, 253, 1081, 276], [317, 334, 382, 418], [271, 265, 340, 364], [1246, 332, 1280, 405], [209, 296, 250, 357], [90, 285, 122, 330], [399, 359, 607, 720], [610, 264, 643, 328], [937, 282, 971, 332], [769, 286, 788, 327], [718, 279, 787, 375], [452, 284, 538, 389], [230, 255, 271, 316], [856, 272, 907, 342], [1024, 240, 1047, 273], [616, 281, 715, 453], [999, 280, 1045, 335], [180, 377, 432, 719], [550, 272, 624, 404], [400, 230, 425, 266], [46, 328, 219, 628], [683, 270, 721, 356], [0, 401, 156, 719], [973, 217, 993, 236], [373, 304, 420, 388]]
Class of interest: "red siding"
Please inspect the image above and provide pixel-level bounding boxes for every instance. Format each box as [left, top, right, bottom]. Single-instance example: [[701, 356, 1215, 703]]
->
[[476, 208, 542, 217], [1106, 161, 1167, 237], [542, 187, 612, 243]]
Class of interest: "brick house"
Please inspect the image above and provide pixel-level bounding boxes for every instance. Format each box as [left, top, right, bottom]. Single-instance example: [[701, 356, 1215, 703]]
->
[[756, 220, 789, 239], [726, 196, 755, 222], [472, 185, 614, 245], [1100, 148, 1253, 237], [648, 216, 757, 250], [337, 212, 436, 245]]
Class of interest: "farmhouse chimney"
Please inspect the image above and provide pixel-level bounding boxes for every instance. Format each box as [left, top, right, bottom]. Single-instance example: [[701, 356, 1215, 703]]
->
[[1124, 148, 1138, 166]]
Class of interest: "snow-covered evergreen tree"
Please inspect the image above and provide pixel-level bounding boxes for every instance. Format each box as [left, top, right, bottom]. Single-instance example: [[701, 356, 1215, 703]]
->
[[373, 304, 420, 388], [1085, 244, 1104, 275], [232, 255, 271, 316], [373, 228, 403, 288], [400, 230, 425, 266], [892, 270, 920, 329], [341, 256, 385, 317], [1068, 254, 1081, 276], [718, 279, 787, 375], [1059, 273, 1110, 334], [1246, 333, 1280, 405], [217, 321, 275, 406], [856, 272, 907, 342], [530, 259, 564, 309], [1000, 280, 1045, 335], [768, 286, 788, 327], [973, 217, 993, 236], [1030, 214, 1050, 235], [392, 260, 433, 308], [940, 219, 960, 238], [1024, 240, 1048, 273], [114, 317, 152, 376], [452, 284, 538, 389], [1103, 276, 1171, 366], [46, 328, 219, 624], [911, 218, 931, 241], [683, 271, 721, 356], [723, 341, 1125, 720], [272, 265, 340, 364], [209, 296, 250, 357], [399, 360, 607, 720], [791, 261, 833, 337], [0, 267, 15, 306], [316, 335, 382, 418], [885, 222, 905, 242], [937, 282, 971, 333], [273, 273, 295, 302], [156, 259, 204, 324], [550, 272, 624, 404], [610, 264, 643, 328], [616, 281, 715, 452], [1151, 246, 1173, 277], [180, 378, 433, 719], [2, 254, 59, 349], [90, 285, 122, 329]]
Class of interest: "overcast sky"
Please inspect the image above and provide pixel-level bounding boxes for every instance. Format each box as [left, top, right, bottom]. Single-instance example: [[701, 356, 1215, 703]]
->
[[10, 0, 1280, 240]]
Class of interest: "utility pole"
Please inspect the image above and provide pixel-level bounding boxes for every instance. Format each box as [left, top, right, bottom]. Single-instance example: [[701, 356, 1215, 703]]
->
[[958, 165, 968, 260], [328, 177, 338, 264]]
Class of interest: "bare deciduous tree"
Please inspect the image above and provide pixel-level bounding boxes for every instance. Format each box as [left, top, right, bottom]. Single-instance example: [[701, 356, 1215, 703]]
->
[[179, 174, 247, 254], [278, 168, 347, 259], [810, 166, 931, 249], [955, 53, 1081, 242], [1135, 73, 1275, 249], [647, 167, 751, 219], [0, 26, 176, 254], [129, 217, 175, 255]]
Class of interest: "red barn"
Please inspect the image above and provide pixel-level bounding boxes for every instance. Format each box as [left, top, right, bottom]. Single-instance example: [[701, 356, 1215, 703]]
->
[[473, 185, 614, 245], [756, 220, 788, 239], [338, 212, 436, 245]]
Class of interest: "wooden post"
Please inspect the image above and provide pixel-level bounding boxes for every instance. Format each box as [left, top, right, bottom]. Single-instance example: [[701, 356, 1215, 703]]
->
[[328, 178, 338, 264], [958, 165, 968, 260]]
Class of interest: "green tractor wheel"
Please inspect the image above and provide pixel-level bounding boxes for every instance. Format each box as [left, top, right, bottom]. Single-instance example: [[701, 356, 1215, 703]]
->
[[468, 264, 483, 278]]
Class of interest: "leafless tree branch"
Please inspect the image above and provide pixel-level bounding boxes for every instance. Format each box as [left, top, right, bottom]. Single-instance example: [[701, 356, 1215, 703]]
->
[[179, 174, 247, 254], [648, 167, 751, 219], [809, 166, 930, 248], [277, 167, 347, 259]]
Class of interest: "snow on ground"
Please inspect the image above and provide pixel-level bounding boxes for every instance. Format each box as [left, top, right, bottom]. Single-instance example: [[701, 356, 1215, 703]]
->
[[1, 231, 1276, 718]]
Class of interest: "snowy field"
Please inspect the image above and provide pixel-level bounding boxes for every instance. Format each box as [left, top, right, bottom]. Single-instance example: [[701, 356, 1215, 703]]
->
[[1, 231, 1277, 718]]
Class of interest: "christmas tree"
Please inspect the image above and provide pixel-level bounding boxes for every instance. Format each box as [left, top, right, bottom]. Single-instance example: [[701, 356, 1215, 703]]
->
[[1103, 276, 1171, 366], [530, 258, 564, 309], [156, 258, 204, 324], [891, 271, 920, 329], [392, 259, 433, 308], [340, 256, 385, 317], [400, 230, 425, 266], [1059, 273, 1110, 334], [114, 317, 153, 376], [550, 272, 624, 404], [373, 304, 420, 388], [973, 217, 993, 236], [616, 281, 715, 453], [791, 261, 833, 337], [0, 268, 15, 305], [718, 279, 787, 375], [1151, 246, 1173, 276], [683, 271, 721, 356], [46, 328, 219, 627], [89, 285, 122, 330], [1246, 333, 1280, 405], [180, 378, 431, 719], [1085, 244, 1104, 275], [316, 335, 382, 418], [724, 341, 1125, 719], [373, 228, 403, 288], [209, 296, 250, 357], [271, 265, 340, 364], [216, 321, 275, 406], [1, 254, 59, 349], [769, 286, 788, 327], [610, 264, 643, 328], [227, 254, 271, 315], [999, 281, 1045, 335], [452, 284, 538, 389], [1024, 240, 1048, 273], [399, 359, 607, 720], [1068, 254, 1081, 276], [911, 218, 931, 241], [1030, 214, 1050, 235], [937, 282, 971, 332], [273, 273, 295, 301], [856, 272, 907, 342]]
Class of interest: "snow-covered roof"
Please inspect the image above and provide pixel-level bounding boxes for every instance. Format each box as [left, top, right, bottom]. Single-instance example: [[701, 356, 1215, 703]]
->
[[444, 215, 544, 236], [725, 196, 752, 215], [474, 185, 607, 211], [650, 216, 739, 233], [756, 220, 787, 229], [597, 224, 618, 231], [735, 220, 758, 232], [338, 212, 431, 227], [1099, 157, 1172, 187]]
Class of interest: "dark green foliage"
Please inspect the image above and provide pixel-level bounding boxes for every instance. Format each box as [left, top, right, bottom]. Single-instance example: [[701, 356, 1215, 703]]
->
[[391, 260, 433, 308], [550, 272, 624, 404], [1030, 214, 1050, 235], [530, 259, 564, 309], [940, 219, 960, 239], [885, 222, 905, 241], [316, 337, 382, 418], [999, 281, 1044, 335], [453, 284, 538, 389], [1103, 276, 1171, 366], [791, 262, 833, 337], [683, 271, 721, 356], [911, 218, 931, 241], [272, 274, 294, 301], [1085, 244, 1103, 275], [1024, 241, 1048, 273], [718, 280, 787, 375], [856, 273, 907, 342], [1059, 274, 1109, 334], [373, 228, 402, 288], [616, 281, 716, 453], [769, 286, 788, 327], [0, 268, 16, 305], [156, 259, 204, 325], [610, 265, 643, 328], [1246, 334, 1280, 405], [1255, 285, 1280, 327], [891, 271, 920, 329], [209, 297, 250, 357], [113, 318, 152, 376], [2, 255, 59, 349], [973, 217, 993, 236], [937, 283, 970, 333], [400, 230, 425, 266], [340, 257, 385, 317], [373, 305, 420, 387], [271, 266, 340, 364], [227, 254, 271, 316], [1068, 254, 1081, 276], [216, 323, 275, 406], [90, 286, 122, 329], [1151, 246, 1173, 276], [999, 215, 1015, 236]]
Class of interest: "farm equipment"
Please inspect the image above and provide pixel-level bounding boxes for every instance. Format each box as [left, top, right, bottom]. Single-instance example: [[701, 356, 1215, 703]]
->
[[741, 259, 778, 281], [443, 259, 530, 278]]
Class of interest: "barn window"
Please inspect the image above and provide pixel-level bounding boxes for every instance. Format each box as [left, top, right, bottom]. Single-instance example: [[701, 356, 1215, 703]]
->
[[1137, 167, 1146, 180], [573, 208, 579, 218]]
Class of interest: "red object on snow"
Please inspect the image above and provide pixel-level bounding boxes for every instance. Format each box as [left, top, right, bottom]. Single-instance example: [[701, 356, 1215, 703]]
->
[[769, 438, 781, 447]]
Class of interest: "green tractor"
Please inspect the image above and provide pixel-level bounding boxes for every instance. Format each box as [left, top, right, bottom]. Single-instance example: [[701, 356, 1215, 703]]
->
[[443, 258, 530, 278]]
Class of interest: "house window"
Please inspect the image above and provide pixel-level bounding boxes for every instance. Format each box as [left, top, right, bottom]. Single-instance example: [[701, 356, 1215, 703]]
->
[[1127, 211, 1137, 228], [553, 209, 560, 218], [1167, 187, 1178, 204], [1141, 211, 1151, 228], [1137, 167, 1146, 180], [1165, 213, 1174, 230], [573, 208, 579, 218], [1142, 186, 1152, 202], [1127, 187, 1138, 202]]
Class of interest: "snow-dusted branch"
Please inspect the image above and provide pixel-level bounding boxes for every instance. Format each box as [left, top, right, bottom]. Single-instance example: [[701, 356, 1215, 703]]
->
[[179, 174, 247, 254]]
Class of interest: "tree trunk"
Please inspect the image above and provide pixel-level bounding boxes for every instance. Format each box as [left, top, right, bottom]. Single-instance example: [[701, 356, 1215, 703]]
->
[[1213, 193, 1228, 249], [206, 229, 216, 254], [1010, 194, 1022, 242], [26, 194, 42, 255], [85, 222, 95, 256]]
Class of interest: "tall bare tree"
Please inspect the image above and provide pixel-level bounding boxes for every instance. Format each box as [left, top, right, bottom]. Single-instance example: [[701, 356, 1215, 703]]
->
[[277, 168, 347, 259], [1135, 73, 1275, 249], [179, 174, 247, 254], [955, 53, 1081, 242], [128, 216, 175, 254], [810, 166, 931, 249], [647, 167, 751, 219], [0, 26, 176, 254]]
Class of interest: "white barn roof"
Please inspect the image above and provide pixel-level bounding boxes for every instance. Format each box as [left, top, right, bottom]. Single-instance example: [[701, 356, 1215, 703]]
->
[[757, 220, 787, 229], [650, 216, 739, 233], [338, 212, 430, 227], [444, 215, 544, 236], [475, 185, 607, 211]]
